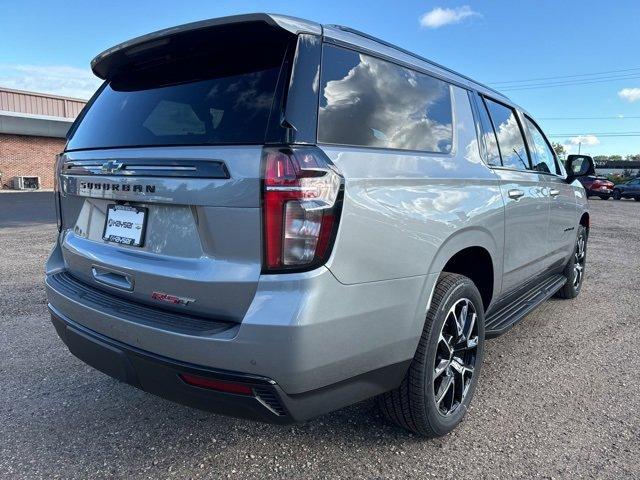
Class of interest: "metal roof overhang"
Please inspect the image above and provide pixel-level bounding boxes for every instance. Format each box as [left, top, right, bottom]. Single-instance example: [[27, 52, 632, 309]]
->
[[0, 110, 73, 138]]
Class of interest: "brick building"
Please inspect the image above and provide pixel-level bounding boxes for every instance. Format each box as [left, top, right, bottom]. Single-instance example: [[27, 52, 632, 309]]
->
[[0, 87, 87, 189]]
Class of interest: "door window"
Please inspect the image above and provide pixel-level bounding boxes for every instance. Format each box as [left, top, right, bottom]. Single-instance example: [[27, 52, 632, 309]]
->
[[483, 98, 530, 171], [475, 98, 501, 166], [524, 116, 559, 174]]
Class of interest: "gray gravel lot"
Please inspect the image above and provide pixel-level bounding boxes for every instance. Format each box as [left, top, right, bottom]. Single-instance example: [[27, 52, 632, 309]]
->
[[0, 195, 638, 479]]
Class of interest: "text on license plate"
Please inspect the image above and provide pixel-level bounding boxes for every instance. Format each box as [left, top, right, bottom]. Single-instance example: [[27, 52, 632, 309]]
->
[[103, 204, 147, 247]]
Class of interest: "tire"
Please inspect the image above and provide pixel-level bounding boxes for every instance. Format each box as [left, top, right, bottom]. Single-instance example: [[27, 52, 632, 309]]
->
[[599, 195, 610, 200], [377, 273, 485, 437], [613, 189, 622, 200], [555, 225, 587, 299], [634, 197, 640, 201]]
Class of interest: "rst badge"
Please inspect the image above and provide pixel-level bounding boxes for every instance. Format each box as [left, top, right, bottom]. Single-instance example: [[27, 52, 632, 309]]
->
[[151, 291, 196, 306]]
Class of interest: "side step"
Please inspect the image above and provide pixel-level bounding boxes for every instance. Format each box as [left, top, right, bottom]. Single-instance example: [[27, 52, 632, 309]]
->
[[485, 274, 566, 338]]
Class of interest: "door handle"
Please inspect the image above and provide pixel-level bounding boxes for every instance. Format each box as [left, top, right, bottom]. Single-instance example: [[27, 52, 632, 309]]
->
[[549, 188, 560, 197], [92, 266, 134, 291], [508, 189, 525, 200]]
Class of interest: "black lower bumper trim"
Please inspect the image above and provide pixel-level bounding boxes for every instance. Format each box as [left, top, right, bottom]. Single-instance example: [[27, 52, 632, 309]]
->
[[50, 305, 292, 424], [49, 304, 411, 423]]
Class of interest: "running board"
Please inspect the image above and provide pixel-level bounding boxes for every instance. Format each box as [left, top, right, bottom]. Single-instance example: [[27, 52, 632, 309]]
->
[[485, 274, 566, 338]]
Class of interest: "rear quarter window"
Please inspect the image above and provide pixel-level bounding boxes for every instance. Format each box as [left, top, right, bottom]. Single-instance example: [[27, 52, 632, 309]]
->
[[317, 45, 453, 153]]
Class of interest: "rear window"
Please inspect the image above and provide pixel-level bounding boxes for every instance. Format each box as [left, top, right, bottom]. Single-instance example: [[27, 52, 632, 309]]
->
[[318, 44, 453, 153], [67, 40, 287, 150]]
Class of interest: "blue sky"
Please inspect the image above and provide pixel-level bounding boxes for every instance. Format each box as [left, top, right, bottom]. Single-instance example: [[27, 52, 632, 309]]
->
[[2, 0, 639, 155]]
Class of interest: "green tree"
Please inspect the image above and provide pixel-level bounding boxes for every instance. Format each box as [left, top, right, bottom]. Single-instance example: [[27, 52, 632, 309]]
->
[[551, 142, 566, 158]]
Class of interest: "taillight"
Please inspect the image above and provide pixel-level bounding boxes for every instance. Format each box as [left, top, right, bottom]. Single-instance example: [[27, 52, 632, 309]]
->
[[262, 146, 343, 272], [54, 154, 63, 232]]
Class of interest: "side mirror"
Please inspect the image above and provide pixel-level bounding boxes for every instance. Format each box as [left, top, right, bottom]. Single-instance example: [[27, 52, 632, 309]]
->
[[565, 154, 595, 181]]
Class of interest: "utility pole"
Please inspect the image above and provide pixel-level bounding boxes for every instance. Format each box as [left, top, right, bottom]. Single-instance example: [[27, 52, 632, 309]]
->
[[578, 142, 582, 154]]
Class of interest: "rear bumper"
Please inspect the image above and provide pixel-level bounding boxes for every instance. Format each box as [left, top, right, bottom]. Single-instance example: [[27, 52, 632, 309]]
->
[[46, 238, 436, 419], [50, 305, 291, 422], [587, 187, 612, 196], [50, 305, 410, 422], [46, 235, 435, 393]]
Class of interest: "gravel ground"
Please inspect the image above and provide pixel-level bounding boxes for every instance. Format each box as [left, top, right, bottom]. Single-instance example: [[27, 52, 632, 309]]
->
[[0, 196, 638, 479]]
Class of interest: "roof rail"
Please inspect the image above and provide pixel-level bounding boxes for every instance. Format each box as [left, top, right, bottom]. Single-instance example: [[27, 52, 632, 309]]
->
[[326, 25, 507, 99]]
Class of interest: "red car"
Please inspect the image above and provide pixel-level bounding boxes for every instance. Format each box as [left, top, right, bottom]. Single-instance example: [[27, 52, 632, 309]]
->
[[578, 176, 615, 199]]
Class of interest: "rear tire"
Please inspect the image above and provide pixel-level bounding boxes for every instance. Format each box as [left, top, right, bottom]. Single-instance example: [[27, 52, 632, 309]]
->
[[555, 225, 587, 299], [599, 195, 610, 200], [377, 273, 485, 437]]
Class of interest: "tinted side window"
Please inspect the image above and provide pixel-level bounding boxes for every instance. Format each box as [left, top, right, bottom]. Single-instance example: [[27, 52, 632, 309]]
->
[[318, 45, 453, 153], [476, 98, 501, 166], [484, 98, 530, 171], [524, 116, 558, 174]]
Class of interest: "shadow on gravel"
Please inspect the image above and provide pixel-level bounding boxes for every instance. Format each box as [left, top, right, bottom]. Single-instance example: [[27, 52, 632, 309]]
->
[[11, 365, 438, 477], [37, 367, 418, 442]]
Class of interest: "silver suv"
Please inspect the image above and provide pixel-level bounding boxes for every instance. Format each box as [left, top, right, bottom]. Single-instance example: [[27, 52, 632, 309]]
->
[[46, 14, 592, 437]]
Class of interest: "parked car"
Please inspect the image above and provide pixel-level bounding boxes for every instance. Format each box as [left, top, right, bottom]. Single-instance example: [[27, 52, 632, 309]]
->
[[46, 14, 592, 437], [612, 178, 640, 200], [578, 175, 614, 199]]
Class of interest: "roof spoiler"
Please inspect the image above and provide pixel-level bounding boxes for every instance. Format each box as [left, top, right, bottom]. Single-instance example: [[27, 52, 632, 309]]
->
[[90, 13, 322, 80]]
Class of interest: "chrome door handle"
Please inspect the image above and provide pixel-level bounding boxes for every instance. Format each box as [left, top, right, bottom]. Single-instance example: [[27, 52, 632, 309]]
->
[[549, 188, 560, 197], [508, 189, 525, 200]]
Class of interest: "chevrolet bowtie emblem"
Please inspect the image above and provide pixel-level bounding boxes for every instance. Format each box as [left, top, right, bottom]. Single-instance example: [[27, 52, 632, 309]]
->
[[101, 160, 124, 174]]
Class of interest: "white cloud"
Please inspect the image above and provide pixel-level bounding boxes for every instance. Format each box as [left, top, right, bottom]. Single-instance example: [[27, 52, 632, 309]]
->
[[319, 53, 452, 152], [419, 6, 481, 29], [0, 64, 101, 99], [567, 135, 600, 146], [618, 87, 640, 103]]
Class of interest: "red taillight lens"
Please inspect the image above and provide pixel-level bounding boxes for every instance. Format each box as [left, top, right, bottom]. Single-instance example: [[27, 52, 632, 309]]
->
[[179, 373, 253, 395], [54, 154, 63, 232], [262, 147, 343, 271]]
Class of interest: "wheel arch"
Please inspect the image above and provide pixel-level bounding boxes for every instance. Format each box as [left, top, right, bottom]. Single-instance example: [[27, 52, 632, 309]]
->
[[428, 228, 500, 312], [580, 211, 590, 230]]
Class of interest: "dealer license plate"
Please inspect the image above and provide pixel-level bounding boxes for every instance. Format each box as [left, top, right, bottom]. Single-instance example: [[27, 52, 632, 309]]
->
[[102, 204, 147, 247]]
